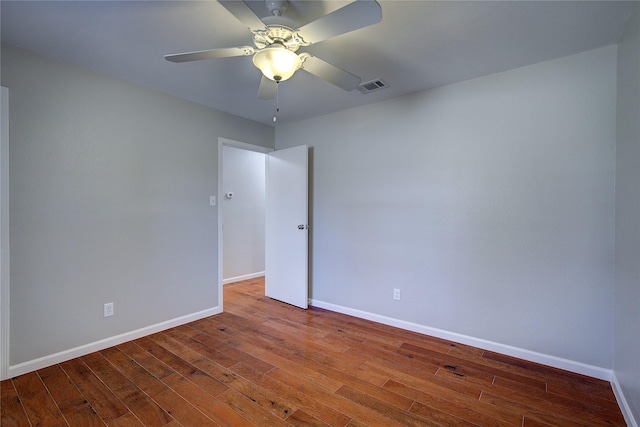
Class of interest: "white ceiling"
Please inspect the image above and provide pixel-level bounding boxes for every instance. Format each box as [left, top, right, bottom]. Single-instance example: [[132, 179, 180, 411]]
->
[[0, 1, 634, 126]]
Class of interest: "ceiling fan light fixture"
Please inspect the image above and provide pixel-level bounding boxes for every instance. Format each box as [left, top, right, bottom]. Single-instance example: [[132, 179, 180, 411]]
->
[[252, 44, 301, 82]]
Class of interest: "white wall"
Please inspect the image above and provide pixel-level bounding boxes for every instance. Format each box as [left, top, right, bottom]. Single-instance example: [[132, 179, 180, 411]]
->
[[614, 3, 640, 424], [1, 44, 274, 369], [277, 46, 617, 369], [222, 145, 266, 282]]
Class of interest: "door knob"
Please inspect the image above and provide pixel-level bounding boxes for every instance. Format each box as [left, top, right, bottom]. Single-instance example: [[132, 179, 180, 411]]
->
[[298, 224, 308, 230]]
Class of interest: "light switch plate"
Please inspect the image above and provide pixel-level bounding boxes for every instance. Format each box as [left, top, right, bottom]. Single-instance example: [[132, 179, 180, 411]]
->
[[104, 302, 114, 317]]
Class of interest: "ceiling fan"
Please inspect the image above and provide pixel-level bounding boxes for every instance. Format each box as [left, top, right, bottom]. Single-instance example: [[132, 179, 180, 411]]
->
[[164, 0, 382, 100]]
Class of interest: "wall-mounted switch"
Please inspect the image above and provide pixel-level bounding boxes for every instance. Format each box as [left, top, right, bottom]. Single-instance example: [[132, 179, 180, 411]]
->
[[210, 196, 216, 206]]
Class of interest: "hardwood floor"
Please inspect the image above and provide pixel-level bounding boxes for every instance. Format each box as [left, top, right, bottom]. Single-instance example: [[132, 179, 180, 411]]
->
[[1, 277, 626, 426]]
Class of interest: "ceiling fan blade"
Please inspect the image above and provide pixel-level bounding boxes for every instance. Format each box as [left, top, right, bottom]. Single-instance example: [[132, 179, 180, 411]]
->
[[218, 0, 267, 31], [164, 46, 254, 63], [258, 75, 278, 100], [300, 54, 361, 91], [295, 0, 382, 45]]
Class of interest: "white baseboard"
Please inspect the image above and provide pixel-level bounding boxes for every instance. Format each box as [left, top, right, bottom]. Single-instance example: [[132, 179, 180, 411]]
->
[[7, 305, 222, 379], [611, 373, 639, 427], [223, 271, 265, 285], [310, 299, 613, 381]]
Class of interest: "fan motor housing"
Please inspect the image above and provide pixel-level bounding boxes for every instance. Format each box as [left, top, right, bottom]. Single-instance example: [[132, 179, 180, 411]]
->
[[253, 25, 304, 52]]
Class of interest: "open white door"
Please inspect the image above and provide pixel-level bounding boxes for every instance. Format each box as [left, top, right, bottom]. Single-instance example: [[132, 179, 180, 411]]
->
[[265, 145, 308, 309]]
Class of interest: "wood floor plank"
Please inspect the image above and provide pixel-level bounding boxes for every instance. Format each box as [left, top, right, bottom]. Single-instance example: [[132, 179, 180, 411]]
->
[[2, 278, 626, 427], [446, 346, 594, 404], [522, 416, 557, 427], [287, 351, 413, 411], [545, 376, 622, 421], [437, 367, 616, 426], [218, 323, 297, 359], [107, 412, 146, 426], [345, 346, 485, 402], [260, 319, 355, 357], [342, 317, 477, 357], [161, 372, 254, 427], [493, 375, 624, 423], [152, 387, 220, 426], [38, 364, 107, 426], [215, 388, 293, 427], [448, 346, 552, 384], [180, 323, 277, 374], [335, 322, 455, 357], [480, 391, 613, 427], [344, 339, 441, 378], [222, 362, 298, 420], [223, 336, 345, 393], [81, 352, 174, 427], [231, 360, 352, 427], [60, 358, 130, 423], [401, 342, 513, 387], [11, 371, 69, 426], [180, 354, 298, 421], [1, 379, 31, 427], [164, 327, 239, 368], [408, 400, 494, 427], [336, 384, 474, 427], [383, 378, 522, 426], [37, 364, 82, 403], [267, 367, 408, 427], [344, 419, 372, 427], [193, 313, 332, 366], [212, 317, 311, 360], [292, 348, 389, 387], [286, 409, 333, 427], [100, 345, 170, 398], [148, 331, 206, 364], [263, 317, 331, 340], [142, 341, 229, 398], [361, 360, 482, 402], [492, 372, 548, 393], [483, 351, 616, 400], [55, 396, 108, 426]]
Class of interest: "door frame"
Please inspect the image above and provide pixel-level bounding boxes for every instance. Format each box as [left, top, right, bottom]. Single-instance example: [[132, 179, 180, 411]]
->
[[217, 137, 272, 310], [1, 87, 9, 380]]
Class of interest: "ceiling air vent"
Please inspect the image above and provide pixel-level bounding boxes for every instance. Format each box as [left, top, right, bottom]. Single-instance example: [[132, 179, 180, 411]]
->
[[357, 78, 389, 94]]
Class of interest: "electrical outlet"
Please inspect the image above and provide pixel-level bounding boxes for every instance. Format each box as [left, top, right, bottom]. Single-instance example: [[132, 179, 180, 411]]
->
[[393, 288, 400, 301], [104, 302, 114, 317]]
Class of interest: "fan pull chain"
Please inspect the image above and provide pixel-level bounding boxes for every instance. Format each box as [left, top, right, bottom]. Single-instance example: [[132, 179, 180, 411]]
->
[[273, 82, 280, 123]]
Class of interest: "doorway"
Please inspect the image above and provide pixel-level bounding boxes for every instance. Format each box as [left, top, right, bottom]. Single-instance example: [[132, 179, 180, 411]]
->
[[222, 144, 267, 284], [217, 138, 272, 308], [217, 138, 310, 310]]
